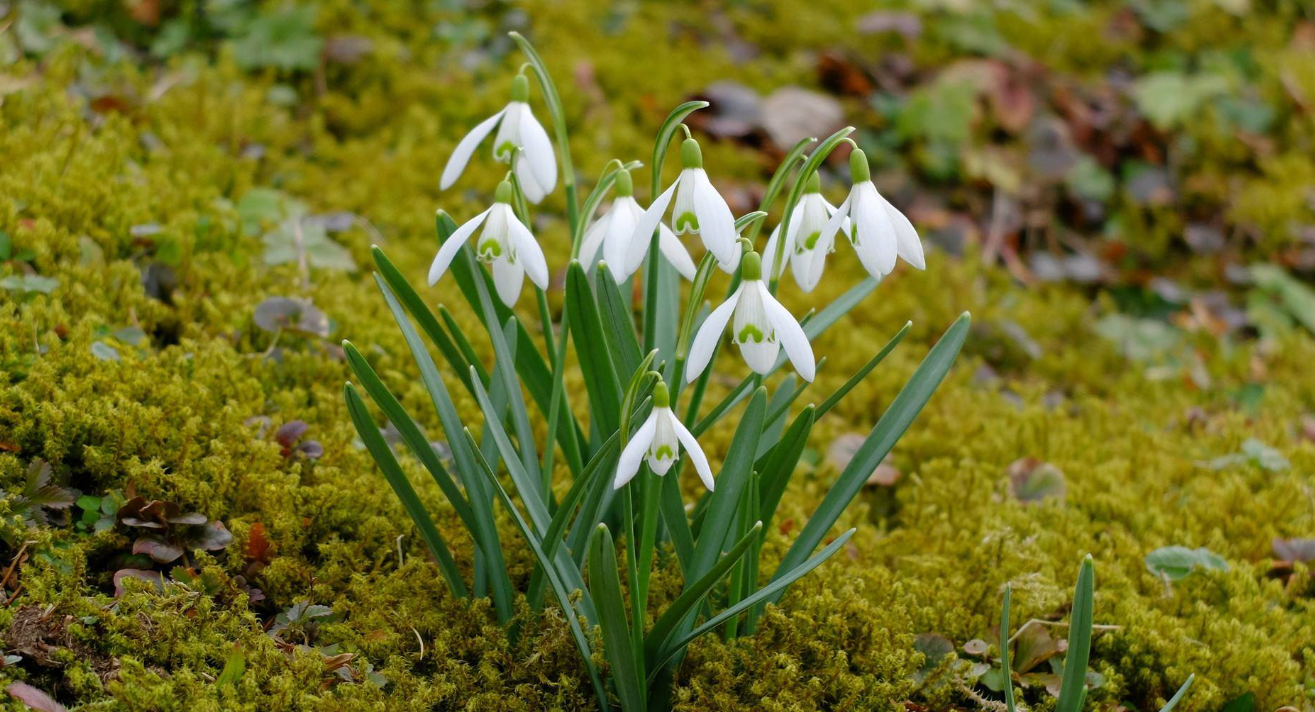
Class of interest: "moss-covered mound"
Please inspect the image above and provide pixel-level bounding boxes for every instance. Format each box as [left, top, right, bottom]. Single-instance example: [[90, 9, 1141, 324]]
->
[[1, 1, 1314, 710]]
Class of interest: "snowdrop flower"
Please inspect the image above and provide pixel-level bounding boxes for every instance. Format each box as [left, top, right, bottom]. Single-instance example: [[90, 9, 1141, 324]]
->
[[821, 148, 925, 278], [631, 137, 739, 273], [614, 381, 714, 492], [762, 172, 849, 293], [428, 180, 549, 307], [579, 169, 696, 283], [439, 74, 557, 203], [685, 250, 815, 382]]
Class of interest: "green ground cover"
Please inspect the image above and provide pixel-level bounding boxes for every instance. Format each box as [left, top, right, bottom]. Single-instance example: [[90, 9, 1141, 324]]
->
[[1, 0, 1314, 709]]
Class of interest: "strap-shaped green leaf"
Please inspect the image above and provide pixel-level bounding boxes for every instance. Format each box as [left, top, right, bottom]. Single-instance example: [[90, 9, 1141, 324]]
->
[[1159, 675, 1195, 712], [1056, 555, 1095, 712], [648, 527, 856, 678], [815, 322, 909, 419], [765, 312, 969, 605], [566, 261, 623, 435], [644, 521, 762, 668], [754, 404, 815, 533], [685, 387, 766, 583], [588, 524, 647, 712], [437, 305, 490, 385], [373, 274, 515, 621], [428, 214, 586, 474], [462, 429, 609, 708], [1001, 584, 1016, 712], [342, 341, 477, 534], [595, 268, 644, 379], [526, 432, 619, 609], [344, 383, 467, 599]]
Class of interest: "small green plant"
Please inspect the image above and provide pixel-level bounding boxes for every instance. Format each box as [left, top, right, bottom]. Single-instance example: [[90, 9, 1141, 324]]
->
[[998, 557, 1196, 712], [343, 32, 969, 711]]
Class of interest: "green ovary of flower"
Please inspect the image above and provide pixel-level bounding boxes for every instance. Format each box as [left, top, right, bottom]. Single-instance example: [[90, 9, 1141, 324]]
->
[[675, 211, 699, 232]]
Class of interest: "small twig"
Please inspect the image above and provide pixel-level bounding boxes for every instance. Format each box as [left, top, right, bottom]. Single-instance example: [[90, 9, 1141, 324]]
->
[[1007, 618, 1122, 644], [412, 627, 425, 661], [0, 541, 32, 591], [395, 535, 405, 567]]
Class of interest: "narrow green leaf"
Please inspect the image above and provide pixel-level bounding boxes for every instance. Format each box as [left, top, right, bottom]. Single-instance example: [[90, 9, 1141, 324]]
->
[[815, 322, 909, 419], [687, 387, 767, 582], [438, 305, 491, 385], [754, 405, 815, 533], [1056, 555, 1095, 712], [342, 341, 477, 534], [1001, 584, 1016, 712], [1159, 675, 1195, 712], [659, 467, 695, 573], [650, 101, 708, 197], [649, 527, 856, 678], [345, 383, 468, 599], [765, 313, 969, 604], [462, 428, 609, 707], [373, 274, 514, 621], [595, 267, 644, 379], [566, 261, 623, 435], [644, 522, 762, 668], [216, 646, 246, 688], [589, 525, 647, 712]]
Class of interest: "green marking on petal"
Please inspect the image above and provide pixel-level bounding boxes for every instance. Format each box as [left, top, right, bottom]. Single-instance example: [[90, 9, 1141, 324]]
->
[[802, 231, 821, 250], [494, 141, 516, 161], [477, 239, 502, 260], [675, 212, 699, 233], [737, 323, 765, 343], [654, 445, 675, 460]]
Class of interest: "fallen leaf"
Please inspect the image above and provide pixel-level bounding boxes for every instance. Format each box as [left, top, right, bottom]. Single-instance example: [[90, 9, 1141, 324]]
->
[[761, 87, 844, 150], [1007, 457, 1066, 503], [6, 682, 66, 712]]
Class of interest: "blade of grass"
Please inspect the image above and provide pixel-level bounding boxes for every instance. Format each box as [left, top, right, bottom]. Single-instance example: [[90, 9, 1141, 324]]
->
[[1159, 675, 1195, 712], [1001, 584, 1016, 712]]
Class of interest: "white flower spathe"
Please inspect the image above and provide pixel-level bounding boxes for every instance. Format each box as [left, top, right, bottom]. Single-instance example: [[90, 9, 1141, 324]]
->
[[630, 138, 739, 273], [428, 183, 549, 307], [762, 179, 850, 293], [439, 74, 557, 204], [579, 196, 696, 284], [684, 251, 815, 383], [613, 385, 714, 492], [822, 149, 925, 278]]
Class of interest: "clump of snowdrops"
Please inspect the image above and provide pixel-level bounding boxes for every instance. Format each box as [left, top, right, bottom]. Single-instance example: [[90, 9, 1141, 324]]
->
[[343, 32, 972, 712]]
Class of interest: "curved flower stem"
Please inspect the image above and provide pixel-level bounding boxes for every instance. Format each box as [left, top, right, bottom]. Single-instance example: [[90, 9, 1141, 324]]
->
[[767, 128, 855, 296]]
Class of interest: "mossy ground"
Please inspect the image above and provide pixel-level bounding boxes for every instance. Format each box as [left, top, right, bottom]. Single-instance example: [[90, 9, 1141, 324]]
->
[[2, 1, 1314, 710]]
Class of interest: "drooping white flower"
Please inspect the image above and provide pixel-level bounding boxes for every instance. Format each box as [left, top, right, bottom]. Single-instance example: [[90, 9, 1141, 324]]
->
[[428, 180, 549, 307], [821, 148, 925, 278], [761, 172, 850, 293], [439, 74, 557, 203], [630, 137, 739, 273], [684, 250, 815, 383], [614, 382, 714, 491], [579, 169, 696, 283]]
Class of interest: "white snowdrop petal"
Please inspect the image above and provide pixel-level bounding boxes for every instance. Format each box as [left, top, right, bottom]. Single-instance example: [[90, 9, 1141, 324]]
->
[[672, 417, 715, 492], [578, 209, 612, 269], [882, 196, 925, 270], [762, 223, 787, 281], [615, 414, 658, 489], [518, 106, 557, 195], [684, 283, 743, 383], [759, 282, 814, 381], [508, 213, 548, 290], [647, 410, 678, 476], [429, 208, 491, 285], [853, 184, 897, 276], [630, 178, 680, 265], [603, 199, 640, 282], [491, 256, 525, 306], [515, 155, 548, 204], [657, 225, 697, 281], [440, 108, 506, 190], [492, 102, 523, 162], [821, 193, 851, 257], [671, 170, 699, 235], [740, 337, 780, 375], [691, 170, 739, 270]]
